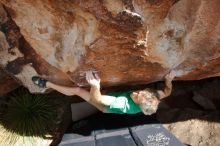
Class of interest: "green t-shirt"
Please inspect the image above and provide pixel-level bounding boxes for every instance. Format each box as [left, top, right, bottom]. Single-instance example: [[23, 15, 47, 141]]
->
[[106, 90, 142, 114]]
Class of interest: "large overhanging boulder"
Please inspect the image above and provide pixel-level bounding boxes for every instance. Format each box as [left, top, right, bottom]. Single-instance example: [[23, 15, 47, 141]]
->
[[0, 68, 18, 96], [0, 0, 219, 93]]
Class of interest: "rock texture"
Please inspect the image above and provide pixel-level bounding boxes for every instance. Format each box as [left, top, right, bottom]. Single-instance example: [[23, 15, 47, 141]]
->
[[0, 0, 219, 93], [0, 68, 18, 96], [156, 78, 220, 146], [159, 109, 220, 146]]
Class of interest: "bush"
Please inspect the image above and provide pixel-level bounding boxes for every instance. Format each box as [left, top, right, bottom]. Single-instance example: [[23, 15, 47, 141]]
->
[[0, 88, 57, 145]]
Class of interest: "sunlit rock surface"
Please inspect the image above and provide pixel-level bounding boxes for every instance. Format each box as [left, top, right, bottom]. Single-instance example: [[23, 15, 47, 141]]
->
[[0, 0, 219, 93]]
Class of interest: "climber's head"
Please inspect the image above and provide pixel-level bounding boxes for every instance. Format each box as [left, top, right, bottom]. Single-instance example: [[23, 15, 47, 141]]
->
[[130, 89, 159, 115]]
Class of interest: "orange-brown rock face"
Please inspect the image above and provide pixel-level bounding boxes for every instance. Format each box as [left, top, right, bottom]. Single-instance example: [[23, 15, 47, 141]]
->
[[0, 0, 219, 93], [0, 68, 18, 96]]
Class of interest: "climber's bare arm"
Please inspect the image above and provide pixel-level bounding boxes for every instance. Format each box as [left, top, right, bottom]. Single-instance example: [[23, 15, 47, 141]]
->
[[86, 71, 116, 112], [87, 86, 106, 112], [85, 71, 107, 112], [157, 70, 176, 99]]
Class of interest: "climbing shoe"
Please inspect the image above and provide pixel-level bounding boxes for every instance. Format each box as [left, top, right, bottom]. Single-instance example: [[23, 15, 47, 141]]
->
[[32, 76, 47, 88]]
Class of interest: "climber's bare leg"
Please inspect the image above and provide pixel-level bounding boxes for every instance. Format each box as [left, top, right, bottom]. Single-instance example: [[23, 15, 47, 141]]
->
[[46, 81, 108, 112], [46, 82, 91, 101], [46, 81, 112, 110]]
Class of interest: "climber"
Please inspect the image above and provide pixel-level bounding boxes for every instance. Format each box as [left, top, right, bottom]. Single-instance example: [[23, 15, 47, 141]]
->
[[32, 70, 176, 115]]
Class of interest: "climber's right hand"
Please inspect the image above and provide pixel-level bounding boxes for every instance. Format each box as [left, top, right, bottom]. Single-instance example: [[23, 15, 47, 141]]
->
[[165, 70, 176, 80], [86, 71, 101, 89]]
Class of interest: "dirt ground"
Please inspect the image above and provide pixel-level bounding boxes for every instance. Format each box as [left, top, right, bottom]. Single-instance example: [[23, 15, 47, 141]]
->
[[156, 77, 220, 146]]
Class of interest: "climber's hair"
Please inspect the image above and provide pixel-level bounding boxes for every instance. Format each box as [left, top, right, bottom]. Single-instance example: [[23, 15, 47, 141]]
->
[[139, 101, 158, 115], [137, 89, 159, 115]]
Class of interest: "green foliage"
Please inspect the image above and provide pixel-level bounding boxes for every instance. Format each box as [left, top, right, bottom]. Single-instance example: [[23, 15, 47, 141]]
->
[[0, 88, 57, 145]]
